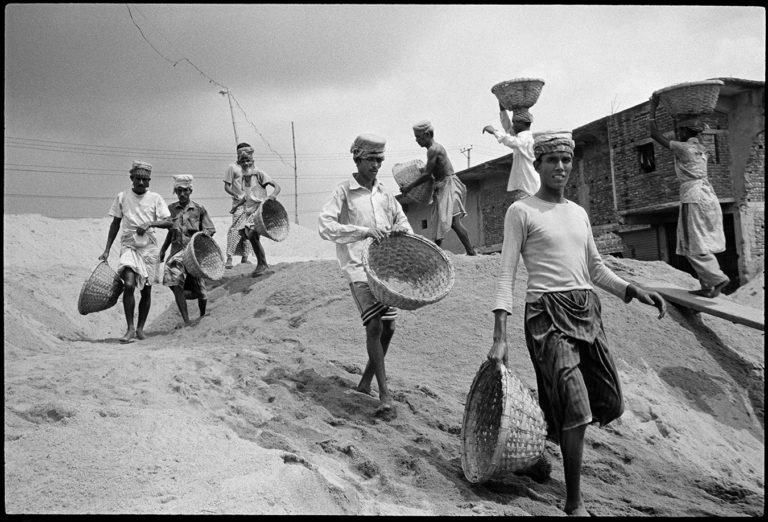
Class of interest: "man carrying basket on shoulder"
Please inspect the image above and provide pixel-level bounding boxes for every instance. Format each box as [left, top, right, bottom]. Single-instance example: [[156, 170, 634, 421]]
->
[[318, 133, 413, 419], [159, 175, 216, 327], [99, 161, 173, 344], [489, 132, 666, 516]]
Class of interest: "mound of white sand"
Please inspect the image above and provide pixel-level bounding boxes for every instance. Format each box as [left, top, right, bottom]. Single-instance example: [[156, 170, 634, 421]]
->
[[4, 214, 765, 515]]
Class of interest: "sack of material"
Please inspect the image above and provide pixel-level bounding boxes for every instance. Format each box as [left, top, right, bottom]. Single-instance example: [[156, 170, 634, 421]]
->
[[362, 233, 454, 310], [182, 232, 225, 280], [392, 159, 432, 204], [253, 198, 290, 242], [461, 360, 547, 484], [491, 78, 545, 111], [77, 261, 124, 315]]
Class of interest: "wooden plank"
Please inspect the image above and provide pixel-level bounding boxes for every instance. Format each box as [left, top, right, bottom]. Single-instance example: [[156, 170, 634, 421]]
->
[[648, 284, 764, 331]]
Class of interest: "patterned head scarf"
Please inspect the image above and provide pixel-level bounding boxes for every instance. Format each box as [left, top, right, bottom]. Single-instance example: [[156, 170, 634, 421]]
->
[[412, 120, 434, 135], [173, 174, 193, 190], [512, 108, 533, 123], [533, 131, 575, 159], [350, 133, 386, 160], [130, 160, 152, 175]]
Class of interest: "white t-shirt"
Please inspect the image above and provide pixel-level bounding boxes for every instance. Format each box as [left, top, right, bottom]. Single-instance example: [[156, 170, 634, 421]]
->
[[108, 190, 171, 244], [492, 196, 629, 313]]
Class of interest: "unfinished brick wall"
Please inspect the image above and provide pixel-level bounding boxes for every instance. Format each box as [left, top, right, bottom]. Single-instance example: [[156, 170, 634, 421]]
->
[[479, 177, 517, 247], [745, 132, 765, 203]]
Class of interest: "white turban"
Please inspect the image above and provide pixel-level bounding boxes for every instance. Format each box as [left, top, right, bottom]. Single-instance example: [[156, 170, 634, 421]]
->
[[173, 174, 193, 189], [412, 120, 434, 134], [130, 160, 152, 174]]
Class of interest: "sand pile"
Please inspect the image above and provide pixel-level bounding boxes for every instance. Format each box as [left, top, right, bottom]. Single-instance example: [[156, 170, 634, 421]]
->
[[4, 214, 764, 515]]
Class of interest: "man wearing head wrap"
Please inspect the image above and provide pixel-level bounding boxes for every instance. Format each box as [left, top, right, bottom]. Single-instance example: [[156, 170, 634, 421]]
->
[[488, 132, 666, 516], [99, 161, 173, 343], [400, 120, 476, 255], [649, 93, 729, 297], [318, 133, 413, 419], [222, 142, 257, 268], [482, 103, 539, 202], [158, 175, 216, 326]]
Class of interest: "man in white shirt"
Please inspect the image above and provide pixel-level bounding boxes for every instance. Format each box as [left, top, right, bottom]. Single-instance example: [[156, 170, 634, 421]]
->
[[488, 132, 665, 516], [100, 161, 173, 344], [223, 142, 257, 268], [318, 133, 412, 419], [483, 105, 539, 202]]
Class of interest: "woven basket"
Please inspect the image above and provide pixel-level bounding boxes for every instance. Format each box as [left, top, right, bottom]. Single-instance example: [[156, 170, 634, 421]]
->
[[655, 80, 723, 116], [181, 232, 225, 280], [77, 261, 124, 315], [392, 159, 433, 204], [491, 78, 545, 110], [362, 233, 455, 310], [253, 198, 290, 242], [461, 360, 547, 484]]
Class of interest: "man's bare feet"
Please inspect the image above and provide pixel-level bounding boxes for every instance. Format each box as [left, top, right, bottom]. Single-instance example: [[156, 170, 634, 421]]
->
[[135, 328, 146, 340], [119, 329, 136, 344], [565, 502, 590, 516], [251, 264, 269, 277], [374, 400, 397, 420]]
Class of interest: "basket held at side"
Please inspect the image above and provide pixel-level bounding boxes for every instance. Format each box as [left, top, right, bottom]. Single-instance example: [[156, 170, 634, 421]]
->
[[253, 198, 290, 242], [77, 261, 124, 315], [392, 159, 432, 205], [461, 359, 547, 484], [181, 232, 225, 280], [362, 233, 455, 311]]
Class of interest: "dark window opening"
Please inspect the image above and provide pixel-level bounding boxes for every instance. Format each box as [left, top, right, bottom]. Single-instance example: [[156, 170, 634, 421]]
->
[[421, 219, 428, 229], [636, 143, 655, 173]]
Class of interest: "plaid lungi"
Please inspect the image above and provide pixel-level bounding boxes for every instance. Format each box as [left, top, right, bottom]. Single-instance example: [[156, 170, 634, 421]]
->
[[524, 289, 623, 441], [227, 205, 255, 258]]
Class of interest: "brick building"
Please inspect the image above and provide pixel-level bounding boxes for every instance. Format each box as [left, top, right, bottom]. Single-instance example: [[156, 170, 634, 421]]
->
[[399, 77, 764, 291]]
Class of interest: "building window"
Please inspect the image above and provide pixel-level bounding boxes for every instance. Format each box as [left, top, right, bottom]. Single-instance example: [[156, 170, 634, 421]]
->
[[713, 134, 721, 164], [421, 219, 428, 229], [636, 143, 655, 173]]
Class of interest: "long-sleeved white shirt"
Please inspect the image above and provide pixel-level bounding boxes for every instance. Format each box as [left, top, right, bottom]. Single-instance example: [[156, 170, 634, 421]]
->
[[318, 175, 413, 282], [492, 196, 629, 313], [493, 110, 540, 194]]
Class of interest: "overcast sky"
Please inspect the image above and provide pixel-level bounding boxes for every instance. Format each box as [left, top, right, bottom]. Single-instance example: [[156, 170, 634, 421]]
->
[[4, 4, 765, 221]]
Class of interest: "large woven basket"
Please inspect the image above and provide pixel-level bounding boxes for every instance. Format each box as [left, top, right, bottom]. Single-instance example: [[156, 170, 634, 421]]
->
[[392, 159, 432, 204], [461, 360, 547, 484], [77, 261, 124, 315], [655, 80, 724, 116], [362, 233, 455, 310], [181, 232, 225, 280], [491, 78, 545, 110], [253, 198, 290, 242]]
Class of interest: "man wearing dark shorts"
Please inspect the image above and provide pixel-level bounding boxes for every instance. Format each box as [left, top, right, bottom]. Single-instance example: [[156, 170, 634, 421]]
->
[[318, 133, 413, 418], [489, 130, 666, 516]]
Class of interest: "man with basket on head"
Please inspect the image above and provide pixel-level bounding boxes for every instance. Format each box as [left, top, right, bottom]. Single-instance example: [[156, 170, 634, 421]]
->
[[649, 94, 730, 298], [318, 133, 413, 418], [482, 105, 539, 202], [99, 161, 173, 344], [223, 142, 258, 269], [159, 175, 216, 327], [236, 154, 281, 277], [488, 132, 666, 516], [400, 120, 476, 256]]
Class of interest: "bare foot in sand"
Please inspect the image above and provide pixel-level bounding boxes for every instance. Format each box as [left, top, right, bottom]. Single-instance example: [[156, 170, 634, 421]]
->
[[374, 401, 397, 420], [355, 384, 373, 396], [135, 328, 146, 340], [119, 329, 136, 344], [565, 502, 590, 516], [251, 264, 270, 277]]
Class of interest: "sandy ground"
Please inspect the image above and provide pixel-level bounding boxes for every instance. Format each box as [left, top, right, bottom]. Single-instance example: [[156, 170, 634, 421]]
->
[[4, 213, 765, 515]]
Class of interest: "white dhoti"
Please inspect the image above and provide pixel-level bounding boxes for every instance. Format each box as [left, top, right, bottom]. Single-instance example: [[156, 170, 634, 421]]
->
[[431, 175, 467, 241], [117, 232, 159, 291]]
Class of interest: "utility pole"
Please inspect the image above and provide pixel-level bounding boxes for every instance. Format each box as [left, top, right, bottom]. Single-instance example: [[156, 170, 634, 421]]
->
[[460, 145, 473, 169], [291, 121, 298, 224], [219, 89, 239, 148]]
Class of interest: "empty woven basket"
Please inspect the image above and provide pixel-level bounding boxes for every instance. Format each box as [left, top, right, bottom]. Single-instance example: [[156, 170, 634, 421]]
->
[[393, 160, 433, 205], [655, 80, 724, 116], [362, 233, 455, 310], [182, 232, 225, 280], [77, 261, 124, 315], [461, 360, 547, 484], [491, 78, 545, 110], [253, 198, 290, 242]]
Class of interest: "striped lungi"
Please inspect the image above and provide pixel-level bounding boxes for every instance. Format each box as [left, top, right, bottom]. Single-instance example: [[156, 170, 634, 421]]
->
[[227, 204, 255, 258]]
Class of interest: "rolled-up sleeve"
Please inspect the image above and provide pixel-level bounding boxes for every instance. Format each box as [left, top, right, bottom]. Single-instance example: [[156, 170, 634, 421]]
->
[[317, 188, 369, 244], [492, 205, 525, 314], [199, 205, 216, 236]]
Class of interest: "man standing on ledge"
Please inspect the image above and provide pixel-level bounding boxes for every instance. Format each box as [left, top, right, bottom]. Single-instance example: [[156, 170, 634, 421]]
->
[[100, 161, 172, 343], [318, 133, 413, 419], [489, 132, 666, 516], [400, 120, 476, 255]]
